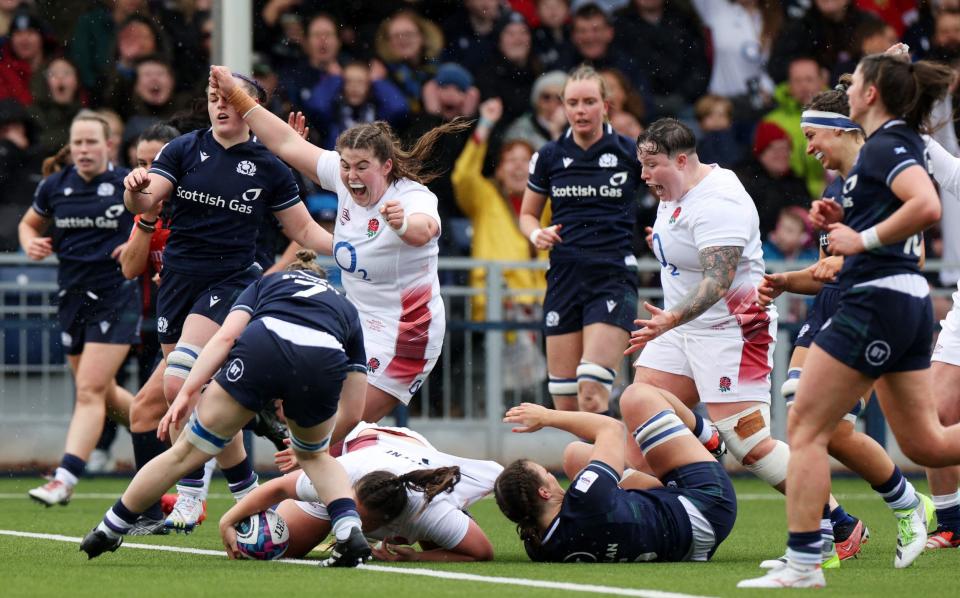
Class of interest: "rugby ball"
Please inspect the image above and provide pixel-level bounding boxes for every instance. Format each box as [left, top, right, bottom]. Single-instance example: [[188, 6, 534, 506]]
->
[[235, 510, 289, 560]]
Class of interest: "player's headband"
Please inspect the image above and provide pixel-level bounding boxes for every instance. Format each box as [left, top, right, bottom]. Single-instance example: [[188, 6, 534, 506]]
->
[[232, 72, 267, 104], [800, 110, 861, 132]]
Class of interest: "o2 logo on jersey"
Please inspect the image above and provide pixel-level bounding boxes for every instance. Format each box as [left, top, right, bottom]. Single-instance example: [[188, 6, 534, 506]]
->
[[651, 233, 679, 277], [225, 358, 245, 382], [241, 188, 262, 202], [97, 182, 116, 197], [156, 317, 169, 333], [333, 241, 370, 281], [599, 153, 618, 168], [864, 340, 891, 366], [103, 204, 125, 218], [408, 379, 423, 395], [236, 160, 257, 176]]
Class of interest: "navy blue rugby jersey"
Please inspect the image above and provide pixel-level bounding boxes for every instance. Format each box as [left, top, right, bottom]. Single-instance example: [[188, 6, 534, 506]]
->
[[817, 177, 844, 290], [149, 129, 301, 276], [232, 270, 365, 371], [524, 461, 692, 563], [837, 119, 929, 288], [527, 124, 641, 264], [32, 164, 132, 290]]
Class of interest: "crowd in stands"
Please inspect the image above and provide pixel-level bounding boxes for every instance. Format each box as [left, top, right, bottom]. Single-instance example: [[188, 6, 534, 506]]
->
[[3, 0, 960, 323]]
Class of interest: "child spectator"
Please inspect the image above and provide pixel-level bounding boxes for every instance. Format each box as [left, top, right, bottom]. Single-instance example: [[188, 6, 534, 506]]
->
[[475, 11, 540, 124], [762, 206, 819, 262], [694, 94, 742, 168]]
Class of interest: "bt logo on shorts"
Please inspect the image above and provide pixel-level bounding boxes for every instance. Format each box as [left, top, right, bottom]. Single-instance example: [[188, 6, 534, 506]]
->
[[865, 340, 891, 366], [546, 310, 559, 327], [225, 358, 244, 382]]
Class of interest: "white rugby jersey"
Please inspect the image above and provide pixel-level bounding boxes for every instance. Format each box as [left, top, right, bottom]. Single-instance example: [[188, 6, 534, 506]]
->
[[295, 432, 503, 549], [924, 136, 960, 286], [316, 151, 444, 359], [650, 166, 767, 331]]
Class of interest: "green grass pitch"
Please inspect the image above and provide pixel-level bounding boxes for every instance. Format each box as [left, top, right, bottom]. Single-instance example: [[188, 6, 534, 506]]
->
[[0, 476, 956, 597]]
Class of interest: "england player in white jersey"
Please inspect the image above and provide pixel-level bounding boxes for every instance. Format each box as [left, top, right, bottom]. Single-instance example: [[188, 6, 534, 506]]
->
[[628, 118, 789, 493], [218, 422, 500, 562], [210, 65, 470, 433]]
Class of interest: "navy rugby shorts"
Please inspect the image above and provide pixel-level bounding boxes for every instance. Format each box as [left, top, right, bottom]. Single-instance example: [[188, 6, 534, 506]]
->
[[57, 279, 142, 355], [794, 286, 841, 349], [156, 263, 261, 344], [542, 261, 638, 336]]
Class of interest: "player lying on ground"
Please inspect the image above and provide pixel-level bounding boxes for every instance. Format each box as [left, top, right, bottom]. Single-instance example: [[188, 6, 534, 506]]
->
[[79, 251, 371, 567], [495, 383, 736, 563], [219, 422, 500, 562]]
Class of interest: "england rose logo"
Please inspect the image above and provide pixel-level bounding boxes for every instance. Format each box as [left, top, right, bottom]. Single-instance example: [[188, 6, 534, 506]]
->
[[366, 218, 380, 237], [719, 376, 732, 393], [367, 357, 380, 373], [669, 207, 681, 224]]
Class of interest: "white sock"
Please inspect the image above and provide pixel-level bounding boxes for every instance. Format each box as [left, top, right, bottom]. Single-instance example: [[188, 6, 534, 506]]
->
[[54, 467, 78, 487], [933, 491, 960, 510], [332, 515, 362, 541], [199, 458, 216, 500]]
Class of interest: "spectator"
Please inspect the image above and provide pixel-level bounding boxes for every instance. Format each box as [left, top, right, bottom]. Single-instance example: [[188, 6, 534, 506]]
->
[[277, 12, 343, 121], [118, 57, 187, 144], [475, 11, 540, 124], [29, 57, 83, 156], [830, 12, 899, 82], [761, 206, 819, 262], [374, 10, 444, 114], [903, 0, 960, 59], [156, 0, 211, 94], [307, 60, 410, 149], [613, 0, 709, 117], [694, 94, 743, 168], [403, 63, 479, 258], [503, 69, 568, 150], [928, 6, 960, 62], [442, 0, 504, 72], [768, 0, 874, 83], [451, 97, 547, 321], [855, 0, 918, 37], [532, 0, 575, 71], [69, 0, 149, 104], [599, 68, 646, 126], [560, 3, 653, 111], [0, 0, 21, 38], [762, 56, 828, 199], [251, 53, 285, 117], [735, 121, 811, 236], [103, 14, 166, 110], [0, 98, 42, 251], [0, 7, 52, 106], [691, 0, 782, 117]]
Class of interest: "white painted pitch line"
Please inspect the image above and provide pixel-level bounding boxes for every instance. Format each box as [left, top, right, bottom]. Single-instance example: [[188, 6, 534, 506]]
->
[[0, 492, 882, 501], [0, 529, 715, 598]]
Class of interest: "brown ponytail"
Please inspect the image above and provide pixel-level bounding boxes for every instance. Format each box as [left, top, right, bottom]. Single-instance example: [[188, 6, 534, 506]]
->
[[335, 119, 473, 185], [355, 466, 461, 522], [41, 144, 71, 177], [856, 54, 955, 132], [493, 460, 546, 548], [284, 248, 327, 277]]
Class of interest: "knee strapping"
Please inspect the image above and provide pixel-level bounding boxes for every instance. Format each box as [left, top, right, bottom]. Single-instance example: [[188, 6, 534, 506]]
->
[[289, 431, 331, 454], [577, 361, 616, 394], [165, 342, 202, 380], [548, 374, 578, 397], [780, 368, 801, 403], [184, 412, 230, 455], [714, 405, 772, 463], [633, 410, 691, 455], [745, 439, 790, 487]]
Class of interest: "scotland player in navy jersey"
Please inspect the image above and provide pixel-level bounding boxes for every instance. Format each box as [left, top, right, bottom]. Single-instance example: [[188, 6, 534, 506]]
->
[[122, 73, 336, 531], [758, 79, 933, 570], [519, 65, 642, 415], [20, 112, 139, 507], [741, 53, 960, 589], [494, 383, 736, 564], [81, 250, 371, 567]]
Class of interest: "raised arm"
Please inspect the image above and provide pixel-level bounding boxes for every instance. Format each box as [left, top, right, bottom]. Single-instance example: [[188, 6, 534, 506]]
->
[[210, 65, 326, 186]]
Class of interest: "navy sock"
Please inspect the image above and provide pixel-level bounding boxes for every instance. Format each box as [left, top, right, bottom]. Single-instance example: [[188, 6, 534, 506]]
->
[[328, 497, 361, 541], [96, 419, 118, 451], [222, 458, 257, 495], [60, 453, 86, 478], [830, 505, 856, 528], [101, 498, 141, 536], [130, 431, 169, 520]]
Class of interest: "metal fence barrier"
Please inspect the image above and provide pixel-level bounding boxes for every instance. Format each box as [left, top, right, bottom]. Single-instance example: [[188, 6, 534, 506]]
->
[[0, 253, 954, 468]]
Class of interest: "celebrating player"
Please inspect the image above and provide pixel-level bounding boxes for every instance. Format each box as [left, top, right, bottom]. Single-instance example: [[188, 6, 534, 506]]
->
[[122, 73, 334, 532], [519, 65, 642, 415], [21, 112, 139, 506], [81, 250, 371, 567], [758, 80, 933, 569], [494, 384, 736, 563], [209, 64, 466, 432], [219, 422, 500, 562], [740, 54, 960, 589]]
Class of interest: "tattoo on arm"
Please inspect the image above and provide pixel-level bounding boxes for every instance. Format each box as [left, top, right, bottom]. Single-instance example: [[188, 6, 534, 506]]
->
[[670, 245, 743, 327]]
